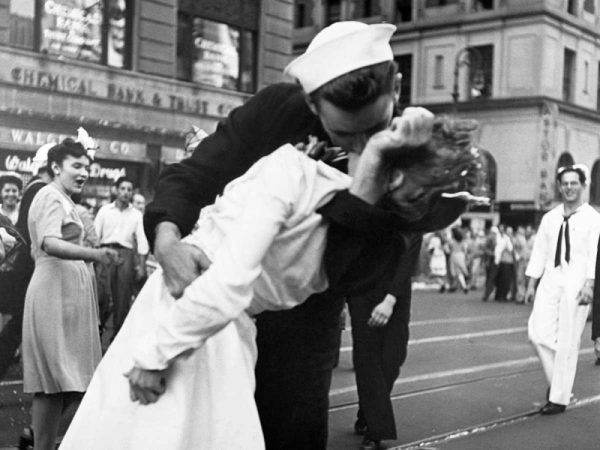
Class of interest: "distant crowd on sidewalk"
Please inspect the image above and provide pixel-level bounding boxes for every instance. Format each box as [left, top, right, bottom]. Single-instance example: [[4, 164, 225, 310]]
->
[[419, 224, 537, 302]]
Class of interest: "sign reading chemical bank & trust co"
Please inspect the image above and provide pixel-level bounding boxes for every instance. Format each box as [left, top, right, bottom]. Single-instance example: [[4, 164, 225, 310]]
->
[[3, 52, 246, 118]]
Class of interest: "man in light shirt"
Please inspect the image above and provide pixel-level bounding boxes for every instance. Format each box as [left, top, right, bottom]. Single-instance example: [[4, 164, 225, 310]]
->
[[95, 177, 149, 341], [525, 164, 600, 415]]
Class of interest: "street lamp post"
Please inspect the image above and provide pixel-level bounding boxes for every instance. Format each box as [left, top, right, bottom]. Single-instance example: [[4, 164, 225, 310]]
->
[[452, 46, 485, 113]]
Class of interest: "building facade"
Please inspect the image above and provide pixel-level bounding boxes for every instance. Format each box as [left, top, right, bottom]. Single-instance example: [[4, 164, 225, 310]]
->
[[0, 0, 294, 208], [293, 0, 600, 226]]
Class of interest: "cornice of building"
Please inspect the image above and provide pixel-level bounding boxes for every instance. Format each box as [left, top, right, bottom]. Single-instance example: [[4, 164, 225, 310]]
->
[[391, 5, 600, 40], [420, 96, 600, 122]]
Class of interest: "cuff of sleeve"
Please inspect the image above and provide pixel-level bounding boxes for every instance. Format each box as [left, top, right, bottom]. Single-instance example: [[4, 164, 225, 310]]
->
[[132, 333, 170, 371], [143, 209, 193, 253], [317, 190, 400, 239]]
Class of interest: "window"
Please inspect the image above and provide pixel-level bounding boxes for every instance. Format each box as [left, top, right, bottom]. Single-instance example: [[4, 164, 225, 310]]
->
[[584, 0, 595, 13], [425, 0, 458, 7], [7, 0, 132, 69], [567, 0, 577, 15], [584, 60, 589, 93], [326, 0, 342, 24], [470, 45, 493, 99], [8, 0, 35, 50], [177, 15, 256, 93], [474, 0, 494, 10], [395, 54, 412, 108], [294, 0, 314, 28], [396, 0, 413, 22], [563, 48, 576, 102], [351, 0, 381, 18], [434, 55, 444, 88], [590, 160, 600, 205]]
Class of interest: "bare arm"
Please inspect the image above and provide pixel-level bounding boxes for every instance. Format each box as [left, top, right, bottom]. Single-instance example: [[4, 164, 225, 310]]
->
[[43, 236, 118, 265]]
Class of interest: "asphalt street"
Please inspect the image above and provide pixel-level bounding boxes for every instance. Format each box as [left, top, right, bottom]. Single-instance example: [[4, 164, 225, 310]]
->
[[328, 288, 600, 450], [0, 287, 598, 449]]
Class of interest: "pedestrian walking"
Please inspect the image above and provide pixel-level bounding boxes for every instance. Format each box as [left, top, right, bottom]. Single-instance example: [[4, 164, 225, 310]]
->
[[494, 225, 515, 302], [427, 231, 449, 292], [95, 177, 149, 340], [348, 233, 421, 450], [22, 140, 120, 450], [448, 227, 469, 293], [525, 164, 600, 414], [59, 112, 482, 450], [481, 226, 499, 301]]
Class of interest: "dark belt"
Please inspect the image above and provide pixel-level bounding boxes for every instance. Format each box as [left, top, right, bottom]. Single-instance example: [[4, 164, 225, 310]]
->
[[100, 243, 127, 250]]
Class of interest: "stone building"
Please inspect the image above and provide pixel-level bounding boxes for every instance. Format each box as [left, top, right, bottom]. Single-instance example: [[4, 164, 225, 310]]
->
[[293, 0, 600, 225], [0, 0, 293, 207]]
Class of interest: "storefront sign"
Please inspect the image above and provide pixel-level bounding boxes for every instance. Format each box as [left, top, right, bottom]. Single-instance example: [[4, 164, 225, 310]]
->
[[7, 62, 243, 117], [40, 0, 103, 63], [0, 126, 146, 162], [0, 148, 137, 182]]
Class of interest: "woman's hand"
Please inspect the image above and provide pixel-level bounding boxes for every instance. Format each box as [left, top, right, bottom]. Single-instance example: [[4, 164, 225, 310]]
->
[[362, 107, 435, 159], [124, 366, 167, 405], [94, 248, 121, 265], [350, 108, 434, 204]]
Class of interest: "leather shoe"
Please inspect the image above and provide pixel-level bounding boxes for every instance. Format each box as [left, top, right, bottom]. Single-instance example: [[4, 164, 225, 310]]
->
[[359, 437, 381, 450], [540, 401, 566, 415], [17, 426, 33, 450], [354, 419, 367, 436]]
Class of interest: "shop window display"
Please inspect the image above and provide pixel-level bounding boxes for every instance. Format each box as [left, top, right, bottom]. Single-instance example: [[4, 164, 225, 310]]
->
[[178, 14, 256, 93], [7, 0, 130, 69]]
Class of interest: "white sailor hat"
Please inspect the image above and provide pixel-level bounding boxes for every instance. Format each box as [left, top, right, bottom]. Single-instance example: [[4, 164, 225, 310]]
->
[[32, 142, 56, 175], [284, 21, 397, 94], [33, 142, 56, 163]]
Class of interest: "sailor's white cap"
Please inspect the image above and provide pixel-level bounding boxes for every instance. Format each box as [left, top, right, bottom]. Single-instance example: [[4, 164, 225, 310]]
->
[[33, 142, 56, 163], [284, 21, 396, 94], [32, 142, 56, 175]]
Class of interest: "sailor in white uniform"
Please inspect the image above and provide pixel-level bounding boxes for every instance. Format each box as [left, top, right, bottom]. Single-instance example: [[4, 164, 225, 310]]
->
[[525, 164, 600, 414]]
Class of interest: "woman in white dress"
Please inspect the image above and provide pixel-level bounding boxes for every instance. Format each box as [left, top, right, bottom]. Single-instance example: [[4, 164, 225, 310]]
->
[[60, 112, 482, 450]]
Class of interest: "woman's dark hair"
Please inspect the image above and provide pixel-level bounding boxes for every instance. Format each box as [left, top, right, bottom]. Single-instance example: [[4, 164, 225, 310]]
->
[[384, 116, 480, 192], [0, 174, 23, 193], [309, 61, 397, 111], [379, 116, 483, 231], [451, 227, 464, 242], [46, 138, 88, 177]]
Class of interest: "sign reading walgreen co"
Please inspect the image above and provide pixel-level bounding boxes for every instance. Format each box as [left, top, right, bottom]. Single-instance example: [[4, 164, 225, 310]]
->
[[3, 52, 245, 118]]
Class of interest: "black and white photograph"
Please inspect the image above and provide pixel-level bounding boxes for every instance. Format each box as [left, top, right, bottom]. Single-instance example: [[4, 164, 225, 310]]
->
[[1, 1, 600, 449]]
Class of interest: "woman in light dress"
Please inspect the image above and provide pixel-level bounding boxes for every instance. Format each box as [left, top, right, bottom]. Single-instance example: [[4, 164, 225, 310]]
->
[[22, 140, 120, 450], [60, 114, 482, 450], [428, 231, 449, 291]]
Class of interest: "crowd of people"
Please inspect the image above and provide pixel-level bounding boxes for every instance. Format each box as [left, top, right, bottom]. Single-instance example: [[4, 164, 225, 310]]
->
[[0, 19, 598, 450], [421, 224, 537, 302]]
